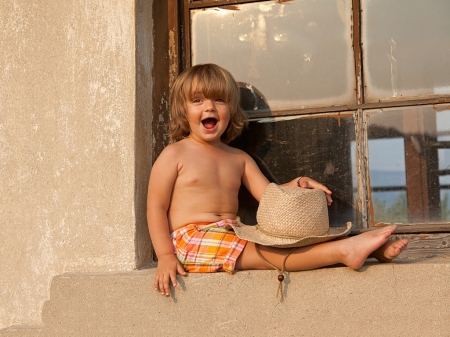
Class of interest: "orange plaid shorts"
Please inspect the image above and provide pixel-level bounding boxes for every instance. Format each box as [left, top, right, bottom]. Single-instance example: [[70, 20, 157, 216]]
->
[[170, 218, 247, 274]]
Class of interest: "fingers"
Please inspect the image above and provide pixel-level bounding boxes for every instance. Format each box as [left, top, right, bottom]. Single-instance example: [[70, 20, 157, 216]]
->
[[300, 177, 333, 205], [169, 264, 187, 289], [300, 177, 330, 192], [155, 273, 171, 296], [169, 273, 178, 289], [154, 263, 187, 297], [169, 265, 185, 288], [153, 268, 173, 296], [177, 263, 188, 277], [325, 194, 333, 205], [153, 277, 159, 292]]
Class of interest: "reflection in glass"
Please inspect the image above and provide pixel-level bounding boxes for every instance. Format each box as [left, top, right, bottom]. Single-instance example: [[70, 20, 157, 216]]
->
[[191, 0, 355, 112], [441, 189, 450, 221], [362, 0, 450, 101], [231, 113, 356, 227], [368, 138, 407, 223], [367, 105, 450, 224]]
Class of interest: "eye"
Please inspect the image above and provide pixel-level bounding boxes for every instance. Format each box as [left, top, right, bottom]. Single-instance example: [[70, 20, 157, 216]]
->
[[216, 98, 226, 103], [192, 97, 202, 103]]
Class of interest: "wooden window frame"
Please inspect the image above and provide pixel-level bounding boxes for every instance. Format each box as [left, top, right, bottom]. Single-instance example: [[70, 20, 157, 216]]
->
[[152, 0, 450, 258]]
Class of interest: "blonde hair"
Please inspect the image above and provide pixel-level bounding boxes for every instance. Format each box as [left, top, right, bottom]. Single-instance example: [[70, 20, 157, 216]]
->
[[168, 63, 248, 144]]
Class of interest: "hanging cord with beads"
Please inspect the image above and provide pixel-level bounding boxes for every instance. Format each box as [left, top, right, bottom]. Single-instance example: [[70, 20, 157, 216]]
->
[[255, 243, 296, 298]]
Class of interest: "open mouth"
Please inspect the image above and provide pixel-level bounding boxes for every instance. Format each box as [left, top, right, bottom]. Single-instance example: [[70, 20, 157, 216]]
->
[[201, 117, 218, 130]]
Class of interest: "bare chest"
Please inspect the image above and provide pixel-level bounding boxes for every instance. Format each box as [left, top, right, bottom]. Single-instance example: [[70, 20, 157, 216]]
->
[[178, 154, 243, 188]]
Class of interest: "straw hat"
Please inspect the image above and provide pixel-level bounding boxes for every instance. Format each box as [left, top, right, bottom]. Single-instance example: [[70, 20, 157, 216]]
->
[[232, 183, 352, 248]]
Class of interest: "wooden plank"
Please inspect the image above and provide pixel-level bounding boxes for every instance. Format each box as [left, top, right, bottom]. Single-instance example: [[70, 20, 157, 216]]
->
[[152, 0, 180, 163], [353, 226, 450, 259], [355, 109, 370, 228], [186, 0, 262, 9], [382, 224, 450, 233], [390, 233, 450, 260], [354, 224, 450, 234], [245, 97, 450, 121], [183, 0, 191, 68], [168, 0, 180, 89], [352, 0, 363, 105], [152, 1, 170, 163]]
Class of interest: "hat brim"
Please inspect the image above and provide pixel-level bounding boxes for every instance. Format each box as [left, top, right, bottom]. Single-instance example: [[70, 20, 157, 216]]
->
[[231, 219, 352, 248]]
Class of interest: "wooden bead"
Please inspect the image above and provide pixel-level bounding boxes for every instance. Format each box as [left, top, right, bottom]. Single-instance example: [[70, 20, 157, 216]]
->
[[278, 274, 284, 282]]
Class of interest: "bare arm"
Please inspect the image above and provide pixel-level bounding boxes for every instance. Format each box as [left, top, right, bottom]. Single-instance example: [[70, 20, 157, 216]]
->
[[241, 152, 332, 205], [241, 153, 271, 202], [147, 146, 187, 296]]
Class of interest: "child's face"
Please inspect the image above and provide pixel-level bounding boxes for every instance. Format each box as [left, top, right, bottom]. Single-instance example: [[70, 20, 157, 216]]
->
[[185, 86, 230, 145]]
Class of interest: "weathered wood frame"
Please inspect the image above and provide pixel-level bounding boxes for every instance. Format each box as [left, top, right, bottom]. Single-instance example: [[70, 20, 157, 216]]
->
[[152, 0, 450, 258]]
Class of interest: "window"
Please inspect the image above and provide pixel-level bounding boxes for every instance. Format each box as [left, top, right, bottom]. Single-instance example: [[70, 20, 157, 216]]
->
[[153, 1, 450, 255]]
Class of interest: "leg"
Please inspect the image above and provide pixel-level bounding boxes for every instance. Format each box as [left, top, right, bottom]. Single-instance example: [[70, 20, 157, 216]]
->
[[236, 225, 407, 272]]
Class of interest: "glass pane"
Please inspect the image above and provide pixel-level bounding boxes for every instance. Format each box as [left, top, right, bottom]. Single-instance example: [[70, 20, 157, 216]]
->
[[362, 0, 450, 101], [191, 0, 355, 113], [366, 104, 450, 224], [441, 189, 450, 221], [368, 138, 408, 223], [231, 113, 357, 227]]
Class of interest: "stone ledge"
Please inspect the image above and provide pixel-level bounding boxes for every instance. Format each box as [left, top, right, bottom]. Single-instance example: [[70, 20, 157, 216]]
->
[[0, 326, 43, 337], [2, 258, 450, 337]]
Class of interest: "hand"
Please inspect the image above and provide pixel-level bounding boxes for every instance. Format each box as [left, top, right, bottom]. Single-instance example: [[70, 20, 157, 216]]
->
[[154, 254, 187, 296], [296, 176, 333, 206]]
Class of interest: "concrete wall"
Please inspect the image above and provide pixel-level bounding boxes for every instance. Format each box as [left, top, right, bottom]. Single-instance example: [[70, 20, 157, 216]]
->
[[0, 0, 153, 328]]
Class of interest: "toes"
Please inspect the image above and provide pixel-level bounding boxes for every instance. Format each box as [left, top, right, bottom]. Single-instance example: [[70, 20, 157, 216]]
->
[[388, 240, 407, 258], [395, 239, 408, 251], [378, 225, 397, 237], [386, 225, 397, 235]]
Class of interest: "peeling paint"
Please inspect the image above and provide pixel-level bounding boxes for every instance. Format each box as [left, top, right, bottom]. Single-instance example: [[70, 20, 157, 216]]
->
[[254, 111, 353, 124], [221, 5, 239, 11], [168, 29, 177, 87], [433, 104, 450, 112]]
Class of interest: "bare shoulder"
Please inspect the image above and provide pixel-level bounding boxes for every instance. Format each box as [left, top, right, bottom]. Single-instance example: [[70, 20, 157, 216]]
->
[[158, 141, 184, 155], [155, 138, 205, 169], [155, 141, 187, 162], [227, 146, 259, 168], [221, 143, 251, 157]]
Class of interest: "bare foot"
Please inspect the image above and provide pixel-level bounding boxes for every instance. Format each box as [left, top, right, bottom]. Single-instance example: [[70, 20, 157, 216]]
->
[[369, 238, 409, 263], [341, 225, 398, 270]]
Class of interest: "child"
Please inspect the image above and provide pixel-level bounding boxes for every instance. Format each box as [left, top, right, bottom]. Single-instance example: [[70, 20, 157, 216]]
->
[[147, 63, 408, 296]]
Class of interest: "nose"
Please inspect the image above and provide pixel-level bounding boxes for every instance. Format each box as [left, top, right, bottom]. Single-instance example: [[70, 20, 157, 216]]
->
[[204, 99, 216, 111]]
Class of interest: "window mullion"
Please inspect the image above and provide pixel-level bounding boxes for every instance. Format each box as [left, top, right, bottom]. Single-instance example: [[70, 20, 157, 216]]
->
[[352, 0, 364, 106], [353, 0, 370, 228], [355, 108, 370, 228], [186, 0, 262, 9]]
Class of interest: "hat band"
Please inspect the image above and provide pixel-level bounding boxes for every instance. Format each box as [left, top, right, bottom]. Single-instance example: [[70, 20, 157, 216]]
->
[[255, 225, 320, 240]]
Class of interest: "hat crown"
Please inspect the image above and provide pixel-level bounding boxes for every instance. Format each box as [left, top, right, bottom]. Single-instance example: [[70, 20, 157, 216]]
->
[[256, 183, 329, 239]]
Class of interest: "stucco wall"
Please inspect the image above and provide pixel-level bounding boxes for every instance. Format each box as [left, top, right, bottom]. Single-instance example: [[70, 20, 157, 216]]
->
[[0, 0, 152, 328]]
